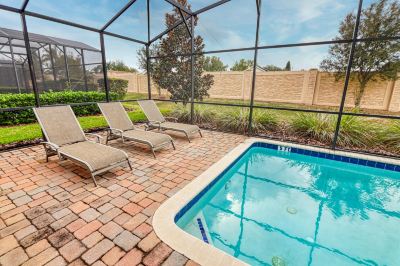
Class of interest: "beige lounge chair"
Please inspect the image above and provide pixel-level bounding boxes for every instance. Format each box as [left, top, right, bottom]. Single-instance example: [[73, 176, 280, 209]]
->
[[33, 105, 131, 186], [137, 100, 202, 142], [98, 102, 175, 158]]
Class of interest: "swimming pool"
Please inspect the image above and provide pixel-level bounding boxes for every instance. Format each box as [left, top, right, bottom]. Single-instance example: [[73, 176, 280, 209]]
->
[[153, 139, 400, 266]]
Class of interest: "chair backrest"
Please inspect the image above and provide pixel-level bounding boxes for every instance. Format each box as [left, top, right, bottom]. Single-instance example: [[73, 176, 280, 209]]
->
[[137, 100, 165, 123], [98, 102, 134, 131], [33, 105, 86, 147]]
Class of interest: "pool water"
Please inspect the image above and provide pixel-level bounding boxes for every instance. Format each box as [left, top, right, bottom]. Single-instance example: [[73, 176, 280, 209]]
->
[[176, 146, 400, 266]]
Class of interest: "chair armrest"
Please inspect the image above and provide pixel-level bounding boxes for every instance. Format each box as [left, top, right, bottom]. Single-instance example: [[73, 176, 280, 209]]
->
[[109, 128, 123, 134], [147, 121, 162, 130], [165, 117, 178, 122], [108, 128, 125, 140], [85, 133, 103, 143], [135, 128, 147, 132], [41, 141, 60, 151]]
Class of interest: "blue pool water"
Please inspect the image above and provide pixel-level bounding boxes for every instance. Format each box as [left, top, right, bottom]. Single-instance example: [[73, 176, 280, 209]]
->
[[176, 145, 400, 266]]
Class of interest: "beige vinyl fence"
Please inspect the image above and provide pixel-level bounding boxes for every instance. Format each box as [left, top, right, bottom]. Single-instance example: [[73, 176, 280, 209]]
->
[[107, 70, 400, 112]]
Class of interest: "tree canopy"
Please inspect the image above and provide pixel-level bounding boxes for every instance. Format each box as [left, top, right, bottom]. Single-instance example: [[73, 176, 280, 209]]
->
[[203, 56, 228, 71], [230, 59, 253, 71], [40, 47, 83, 79], [107, 60, 137, 73], [321, 0, 400, 107], [138, 0, 213, 104], [285, 61, 291, 71], [260, 61, 291, 71], [262, 65, 282, 71]]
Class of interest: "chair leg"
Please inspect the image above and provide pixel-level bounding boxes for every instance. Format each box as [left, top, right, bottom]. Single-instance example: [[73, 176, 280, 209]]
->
[[127, 159, 133, 170], [171, 140, 176, 150], [90, 173, 98, 187], [199, 130, 203, 137], [151, 148, 156, 159], [105, 131, 110, 145], [43, 145, 50, 162], [185, 132, 191, 143]]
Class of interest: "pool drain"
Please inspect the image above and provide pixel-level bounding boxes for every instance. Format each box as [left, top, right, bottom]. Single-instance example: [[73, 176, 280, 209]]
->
[[272, 256, 286, 266], [286, 206, 297, 214]]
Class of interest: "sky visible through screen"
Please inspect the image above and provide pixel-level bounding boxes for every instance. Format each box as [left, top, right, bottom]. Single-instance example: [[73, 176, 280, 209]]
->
[[0, 0, 381, 71]]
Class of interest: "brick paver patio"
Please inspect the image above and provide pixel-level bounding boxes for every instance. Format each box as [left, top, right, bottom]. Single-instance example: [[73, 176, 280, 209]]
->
[[0, 130, 247, 266]]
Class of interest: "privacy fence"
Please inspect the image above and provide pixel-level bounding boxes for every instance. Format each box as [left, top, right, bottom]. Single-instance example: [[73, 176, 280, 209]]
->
[[109, 70, 400, 112]]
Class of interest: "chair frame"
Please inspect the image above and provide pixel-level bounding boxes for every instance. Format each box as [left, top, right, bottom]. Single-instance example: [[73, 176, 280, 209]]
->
[[98, 102, 175, 158], [138, 100, 203, 142], [105, 127, 175, 158], [34, 106, 132, 186]]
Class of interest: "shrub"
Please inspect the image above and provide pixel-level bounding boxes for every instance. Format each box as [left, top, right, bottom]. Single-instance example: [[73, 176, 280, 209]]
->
[[215, 108, 249, 133], [170, 105, 191, 122], [337, 115, 378, 147], [252, 109, 278, 132], [290, 113, 334, 143], [378, 121, 400, 152], [170, 105, 278, 133], [171, 104, 216, 124], [216, 108, 277, 133], [0, 91, 117, 125], [98, 78, 129, 99], [290, 113, 378, 147]]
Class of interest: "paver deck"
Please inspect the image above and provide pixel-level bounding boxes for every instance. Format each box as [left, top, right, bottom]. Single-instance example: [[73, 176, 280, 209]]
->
[[0, 130, 246, 266]]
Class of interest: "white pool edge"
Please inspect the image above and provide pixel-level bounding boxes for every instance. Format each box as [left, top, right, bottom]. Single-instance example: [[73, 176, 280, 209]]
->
[[152, 138, 400, 266]]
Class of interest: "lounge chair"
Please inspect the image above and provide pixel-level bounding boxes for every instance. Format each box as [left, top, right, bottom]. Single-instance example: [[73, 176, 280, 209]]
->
[[98, 102, 175, 158], [33, 105, 131, 186], [137, 100, 202, 142]]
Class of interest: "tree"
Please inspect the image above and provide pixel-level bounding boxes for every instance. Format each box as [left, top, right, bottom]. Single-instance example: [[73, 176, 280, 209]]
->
[[203, 56, 227, 71], [40, 47, 83, 79], [321, 0, 400, 107], [39, 47, 93, 90], [285, 61, 291, 71], [107, 60, 137, 73], [262, 65, 282, 71], [137, 0, 213, 104], [230, 59, 253, 71]]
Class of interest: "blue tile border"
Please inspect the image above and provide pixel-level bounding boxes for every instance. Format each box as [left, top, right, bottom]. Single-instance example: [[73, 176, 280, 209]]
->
[[175, 142, 400, 223], [252, 142, 400, 172]]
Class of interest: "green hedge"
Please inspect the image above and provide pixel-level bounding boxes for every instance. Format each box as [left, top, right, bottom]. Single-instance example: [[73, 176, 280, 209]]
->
[[0, 91, 118, 125]]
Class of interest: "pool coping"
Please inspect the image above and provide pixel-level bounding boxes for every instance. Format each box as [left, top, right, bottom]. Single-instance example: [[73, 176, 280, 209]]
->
[[152, 138, 400, 266]]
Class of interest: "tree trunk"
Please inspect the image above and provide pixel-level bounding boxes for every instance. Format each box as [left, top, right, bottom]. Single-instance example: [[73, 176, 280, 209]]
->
[[354, 82, 367, 108]]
